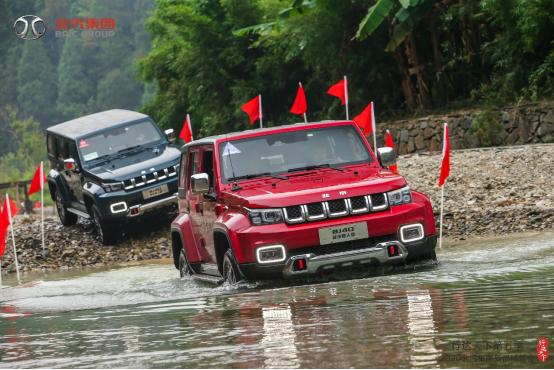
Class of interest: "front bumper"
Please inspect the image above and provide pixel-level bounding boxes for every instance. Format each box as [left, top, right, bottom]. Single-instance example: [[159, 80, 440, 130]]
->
[[282, 241, 407, 279], [238, 235, 436, 281], [127, 193, 178, 218]]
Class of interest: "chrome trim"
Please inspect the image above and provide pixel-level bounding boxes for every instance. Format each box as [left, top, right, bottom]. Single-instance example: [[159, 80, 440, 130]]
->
[[350, 197, 369, 214], [154, 171, 159, 181], [326, 199, 349, 218], [306, 202, 327, 221], [283, 206, 306, 223], [127, 193, 178, 218], [130, 178, 136, 188], [283, 241, 407, 278], [370, 193, 388, 211]]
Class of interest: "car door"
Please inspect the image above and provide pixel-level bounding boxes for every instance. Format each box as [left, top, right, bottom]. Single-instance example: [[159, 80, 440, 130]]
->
[[198, 145, 218, 274], [186, 147, 213, 264], [66, 139, 86, 210]]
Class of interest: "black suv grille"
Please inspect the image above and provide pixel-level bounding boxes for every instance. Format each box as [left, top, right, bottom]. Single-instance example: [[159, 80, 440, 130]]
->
[[307, 202, 324, 217], [289, 234, 397, 257], [351, 196, 366, 211], [371, 194, 386, 207], [328, 199, 346, 214]]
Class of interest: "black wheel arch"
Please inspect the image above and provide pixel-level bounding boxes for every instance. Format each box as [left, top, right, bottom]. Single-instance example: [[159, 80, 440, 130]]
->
[[213, 227, 243, 278]]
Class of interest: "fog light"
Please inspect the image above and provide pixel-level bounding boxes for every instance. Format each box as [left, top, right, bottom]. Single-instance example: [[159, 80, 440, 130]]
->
[[388, 245, 398, 257], [256, 245, 286, 264], [399, 223, 424, 243], [110, 202, 127, 213]]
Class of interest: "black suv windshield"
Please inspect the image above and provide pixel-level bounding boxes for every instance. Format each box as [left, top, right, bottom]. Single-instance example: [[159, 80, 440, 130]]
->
[[79, 120, 163, 163], [218, 125, 373, 183]]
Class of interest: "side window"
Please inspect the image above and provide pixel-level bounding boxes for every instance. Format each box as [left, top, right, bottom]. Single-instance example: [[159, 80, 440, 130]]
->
[[67, 141, 79, 169], [47, 135, 54, 155], [188, 150, 199, 189], [179, 153, 188, 190], [56, 138, 67, 159], [202, 149, 214, 190]]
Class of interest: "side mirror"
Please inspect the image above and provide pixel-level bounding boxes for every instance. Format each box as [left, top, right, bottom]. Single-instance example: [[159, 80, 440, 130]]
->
[[191, 173, 210, 194], [377, 147, 396, 168], [64, 158, 76, 171], [164, 129, 175, 145]]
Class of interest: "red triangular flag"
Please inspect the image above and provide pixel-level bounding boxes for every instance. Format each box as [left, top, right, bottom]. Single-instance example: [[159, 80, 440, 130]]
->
[[353, 102, 375, 136], [2, 196, 19, 227], [385, 130, 398, 173], [35, 201, 42, 209], [0, 202, 5, 259], [327, 77, 348, 106], [180, 114, 194, 143], [291, 83, 307, 117], [28, 162, 46, 196], [241, 95, 262, 124], [439, 123, 450, 187]]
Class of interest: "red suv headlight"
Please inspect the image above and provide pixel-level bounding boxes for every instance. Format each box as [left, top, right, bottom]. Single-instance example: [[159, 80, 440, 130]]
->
[[246, 208, 285, 226]]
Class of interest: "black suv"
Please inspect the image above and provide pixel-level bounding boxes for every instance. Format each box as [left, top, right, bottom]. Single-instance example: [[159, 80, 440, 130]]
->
[[46, 109, 180, 245]]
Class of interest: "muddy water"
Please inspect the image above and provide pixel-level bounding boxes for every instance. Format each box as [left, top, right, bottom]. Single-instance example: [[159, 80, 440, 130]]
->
[[1, 232, 554, 368]]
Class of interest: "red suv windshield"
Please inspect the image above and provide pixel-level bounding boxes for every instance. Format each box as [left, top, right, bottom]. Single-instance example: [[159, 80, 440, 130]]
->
[[218, 125, 373, 183]]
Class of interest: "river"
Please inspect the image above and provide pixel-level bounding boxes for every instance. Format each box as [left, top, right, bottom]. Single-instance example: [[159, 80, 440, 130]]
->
[[1, 232, 554, 368]]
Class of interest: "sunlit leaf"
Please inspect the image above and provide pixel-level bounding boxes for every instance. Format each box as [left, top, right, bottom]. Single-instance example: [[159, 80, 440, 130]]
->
[[353, 0, 395, 40]]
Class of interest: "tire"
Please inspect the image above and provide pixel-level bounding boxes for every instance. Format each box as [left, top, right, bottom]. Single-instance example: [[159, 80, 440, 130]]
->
[[55, 189, 78, 226], [179, 250, 193, 277], [222, 249, 241, 285], [91, 204, 118, 245]]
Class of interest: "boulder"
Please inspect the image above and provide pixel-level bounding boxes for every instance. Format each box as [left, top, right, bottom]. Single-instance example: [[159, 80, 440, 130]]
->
[[407, 138, 415, 153], [423, 127, 434, 140], [414, 134, 425, 150], [399, 142, 408, 155], [400, 130, 409, 143], [461, 117, 473, 130]]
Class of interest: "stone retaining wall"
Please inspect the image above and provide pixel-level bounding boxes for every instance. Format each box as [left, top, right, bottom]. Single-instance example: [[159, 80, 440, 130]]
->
[[375, 102, 554, 155]]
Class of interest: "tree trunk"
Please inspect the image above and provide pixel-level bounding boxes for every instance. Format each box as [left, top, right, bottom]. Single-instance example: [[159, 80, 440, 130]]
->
[[406, 32, 431, 110], [428, 13, 446, 104], [393, 45, 417, 111]]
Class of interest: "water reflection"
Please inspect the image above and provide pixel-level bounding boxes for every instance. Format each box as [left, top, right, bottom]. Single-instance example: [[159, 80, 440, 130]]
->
[[406, 290, 441, 368], [261, 306, 299, 368]]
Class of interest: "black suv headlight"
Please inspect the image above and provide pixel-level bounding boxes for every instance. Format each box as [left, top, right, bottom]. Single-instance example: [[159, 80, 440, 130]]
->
[[387, 186, 412, 206], [246, 208, 285, 226], [102, 182, 123, 193]]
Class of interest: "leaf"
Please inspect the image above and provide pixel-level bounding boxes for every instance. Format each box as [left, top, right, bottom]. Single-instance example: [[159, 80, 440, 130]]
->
[[353, 0, 395, 40], [385, 0, 435, 51], [399, 0, 410, 8], [409, 0, 419, 6], [233, 22, 279, 36], [279, 0, 319, 20]]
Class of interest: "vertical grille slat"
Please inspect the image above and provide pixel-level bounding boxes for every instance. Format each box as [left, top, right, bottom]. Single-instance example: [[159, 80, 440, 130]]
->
[[123, 166, 177, 190]]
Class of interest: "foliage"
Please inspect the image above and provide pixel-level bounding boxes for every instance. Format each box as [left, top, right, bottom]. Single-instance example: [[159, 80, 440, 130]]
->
[[469, 109, 502, 146], [0, 106, 51, 206]]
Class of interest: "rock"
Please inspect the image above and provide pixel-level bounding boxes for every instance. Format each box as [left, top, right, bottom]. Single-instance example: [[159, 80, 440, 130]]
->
[[414, 134, 425, 150], [502, 112, 510, 122], [449, 136, 461, 150], [464, 131, 481, 148], [423, 127, 434, 140], [542, 110, 554, 125], [461, 117, 473, 130], [429, 137, 440, 152], [399, 142, 408, 155], [407, 138, 415, 153], [61, 249, 76, 259], [41, 250, 51, 259], [507, 130, 519, 145], [400, 130, 410, 143], [420, 121, 429, 129]]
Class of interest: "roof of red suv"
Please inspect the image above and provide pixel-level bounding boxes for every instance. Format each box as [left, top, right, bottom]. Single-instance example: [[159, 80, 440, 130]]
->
[[180, 120, 358, 153]]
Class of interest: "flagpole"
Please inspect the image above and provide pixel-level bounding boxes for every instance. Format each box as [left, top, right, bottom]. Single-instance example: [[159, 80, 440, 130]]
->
[[259, 94, 262, 129], [6, 194, 20, 282], [188, 114, 193, 141], [371, 102, 377, 151], [344, 76, 349, 121], [300, 83, 308, 123], [439, 181, 445, 249], [41, 161, 45, 251]]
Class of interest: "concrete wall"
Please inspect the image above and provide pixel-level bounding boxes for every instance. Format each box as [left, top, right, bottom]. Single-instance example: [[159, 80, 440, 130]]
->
[[375, 102, 554, 154]]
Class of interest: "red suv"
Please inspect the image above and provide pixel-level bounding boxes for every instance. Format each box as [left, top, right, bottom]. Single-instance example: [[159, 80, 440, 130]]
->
[[171, 121, 436, 284]]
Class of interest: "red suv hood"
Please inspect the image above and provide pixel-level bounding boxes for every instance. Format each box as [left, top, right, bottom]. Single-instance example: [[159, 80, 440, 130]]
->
[[220, 166, 407, 208]]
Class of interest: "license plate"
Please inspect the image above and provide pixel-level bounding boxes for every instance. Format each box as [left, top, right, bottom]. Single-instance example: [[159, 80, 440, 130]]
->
[[143, 184, 169, 199], [318, 222, 368, 245]]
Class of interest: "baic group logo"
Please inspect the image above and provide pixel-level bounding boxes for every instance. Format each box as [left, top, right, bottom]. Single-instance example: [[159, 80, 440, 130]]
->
[[13, 15, 47, 40]]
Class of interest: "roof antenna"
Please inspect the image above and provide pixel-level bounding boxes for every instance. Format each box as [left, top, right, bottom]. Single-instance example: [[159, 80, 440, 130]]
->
[[225, 134, 243, 191]]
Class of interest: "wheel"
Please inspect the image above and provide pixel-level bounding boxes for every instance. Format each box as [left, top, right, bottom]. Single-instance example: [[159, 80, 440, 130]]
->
[[179, 250, 193, 277], [222, 249, 241, 285], [91, 204, 118, 245], [55, 189, 78, 226]]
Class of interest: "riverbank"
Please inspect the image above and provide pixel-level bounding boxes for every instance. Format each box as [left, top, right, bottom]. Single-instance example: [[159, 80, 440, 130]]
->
[[1, 144, 553, 275]]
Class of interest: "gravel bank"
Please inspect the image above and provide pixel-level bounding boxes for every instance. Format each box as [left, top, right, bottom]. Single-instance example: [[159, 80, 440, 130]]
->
[[2, 144, 553, 275], [1, 213, 175, 275], [400, 144, 554, 239]]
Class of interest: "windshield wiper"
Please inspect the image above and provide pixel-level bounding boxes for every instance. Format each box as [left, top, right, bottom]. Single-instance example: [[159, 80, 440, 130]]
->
[[228, 172, 271, 181], [118, 144, 142, 153], [88, 154, 114, 163], [287, 164, 347, 173]]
